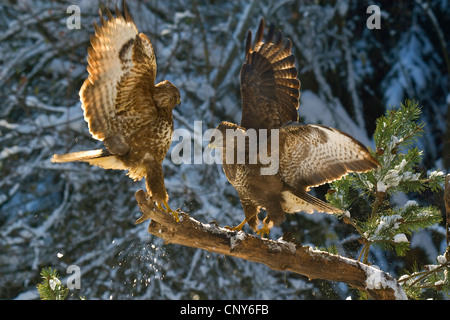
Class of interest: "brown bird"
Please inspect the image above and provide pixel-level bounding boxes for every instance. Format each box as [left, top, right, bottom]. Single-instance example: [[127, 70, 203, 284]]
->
[[210, 19, 379, 236], [52, 2, 180, 216]]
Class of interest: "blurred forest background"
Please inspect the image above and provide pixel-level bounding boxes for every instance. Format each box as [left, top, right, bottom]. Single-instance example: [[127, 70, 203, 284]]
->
[[0, 0, 449, 299]]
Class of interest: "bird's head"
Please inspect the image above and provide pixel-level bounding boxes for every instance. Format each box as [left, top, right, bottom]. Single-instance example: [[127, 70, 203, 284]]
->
[[208, 121, 245, 150], [154, 80, 181, 109]]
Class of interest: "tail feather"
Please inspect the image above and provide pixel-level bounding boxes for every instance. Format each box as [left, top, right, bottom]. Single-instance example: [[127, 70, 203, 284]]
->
[[51, 149, 109, 163], [282, 185, 344, 215], [51, 149, 127, 171]]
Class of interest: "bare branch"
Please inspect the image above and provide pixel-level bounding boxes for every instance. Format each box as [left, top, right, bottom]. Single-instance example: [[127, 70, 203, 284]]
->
[[135, 189, 407, 300]]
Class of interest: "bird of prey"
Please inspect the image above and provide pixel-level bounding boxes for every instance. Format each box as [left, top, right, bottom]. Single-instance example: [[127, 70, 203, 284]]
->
[[210, 18, 379, 236], [52, 2, 180, 216]]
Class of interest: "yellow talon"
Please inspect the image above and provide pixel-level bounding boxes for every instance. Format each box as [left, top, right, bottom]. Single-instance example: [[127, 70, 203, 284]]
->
[[158, 200, 179, 222], [225, 218, 247, 232], [256, 223, 271, 238]]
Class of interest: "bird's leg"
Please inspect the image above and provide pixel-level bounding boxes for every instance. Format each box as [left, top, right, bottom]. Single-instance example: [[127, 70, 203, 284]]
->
[[256, 204, 281, 238], [256, 221, 272, 238], [158, 200, 179, 222], [225, 218, 247, 232]]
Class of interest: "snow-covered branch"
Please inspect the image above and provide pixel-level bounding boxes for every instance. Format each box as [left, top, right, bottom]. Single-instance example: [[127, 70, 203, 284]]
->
[[135, 189, 407, 300]]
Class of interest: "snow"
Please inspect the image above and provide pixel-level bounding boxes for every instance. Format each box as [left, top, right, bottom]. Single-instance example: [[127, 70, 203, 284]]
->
[[377, 181, 387, 193], [14, 291, 39, 300], [0, 146, 30, 160], [367, 215, 403, 241], [393, 233, 408, 243], [436, 254, 447, 265], [434, 280, 445, 286], [376, 159, 421, 193], [49, 278, 60, 291], [276, 238, 297, 254], [364, 265, 407, 300], [404, 200, 418, 208], [174, 11, 196, 25], [365, 265, 383, 289], [429, 170, 444, 179], [229, 231, 247, 250]]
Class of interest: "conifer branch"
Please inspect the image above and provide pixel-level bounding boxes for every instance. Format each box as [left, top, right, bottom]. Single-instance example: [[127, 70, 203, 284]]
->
[[36, 267, 68, 300], [135, 189, 406, 300]]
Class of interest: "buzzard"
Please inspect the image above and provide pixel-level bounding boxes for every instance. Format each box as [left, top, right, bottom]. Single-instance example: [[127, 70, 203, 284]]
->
[[52, 2, 180, 216], [210, 19, 379, 236]]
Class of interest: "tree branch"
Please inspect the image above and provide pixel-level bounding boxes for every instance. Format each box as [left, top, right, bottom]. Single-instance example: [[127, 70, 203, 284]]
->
[[135, 189, 407, 300]]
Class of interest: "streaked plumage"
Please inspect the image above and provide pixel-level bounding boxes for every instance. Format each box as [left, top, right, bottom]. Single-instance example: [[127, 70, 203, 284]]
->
[[52, 2, 180, 213], [210, 19, 379, 236]]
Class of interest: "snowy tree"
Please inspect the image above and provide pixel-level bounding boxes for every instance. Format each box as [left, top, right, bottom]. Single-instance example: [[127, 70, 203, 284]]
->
[[327, 100, 448, 298], [1, 0, 449, 300]]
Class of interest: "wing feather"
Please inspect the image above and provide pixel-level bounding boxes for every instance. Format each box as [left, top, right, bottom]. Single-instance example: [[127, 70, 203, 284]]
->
[[79, 4, 158, 151], [278, 123, 380, 190], [240, 18, 300, 131], [80, 7, 138, 141]]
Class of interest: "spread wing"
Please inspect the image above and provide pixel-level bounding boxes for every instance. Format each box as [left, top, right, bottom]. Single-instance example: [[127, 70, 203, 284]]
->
[[79, 3, 157, 154], [278, 123, 380, 191], [240, 18, 300, 131]]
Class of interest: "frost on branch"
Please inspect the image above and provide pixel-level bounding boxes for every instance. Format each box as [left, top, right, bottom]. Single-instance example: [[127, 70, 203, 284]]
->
[[135, 189, 406, 300]]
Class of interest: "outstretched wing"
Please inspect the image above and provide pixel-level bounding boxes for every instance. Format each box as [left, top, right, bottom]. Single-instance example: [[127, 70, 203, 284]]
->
[[240, 18, 300, 131], [278, 123, 380, 191], [80, 3, 157, 154]]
